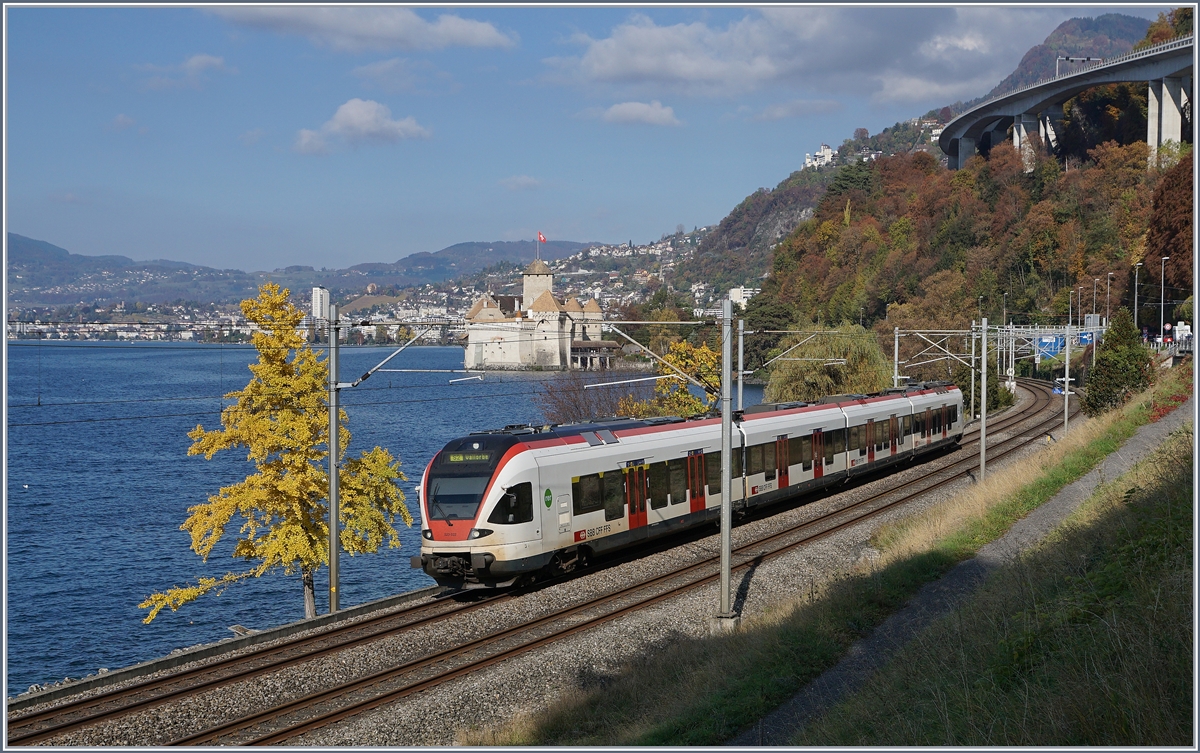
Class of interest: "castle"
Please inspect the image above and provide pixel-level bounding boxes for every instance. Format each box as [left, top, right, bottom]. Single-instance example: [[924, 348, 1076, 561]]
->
[[462, 259, 620, 370]]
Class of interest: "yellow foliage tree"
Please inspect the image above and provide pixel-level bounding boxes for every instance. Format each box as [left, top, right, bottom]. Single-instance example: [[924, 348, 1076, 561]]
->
[[139, 283, 412, 623], [618, 340, 720, 418]]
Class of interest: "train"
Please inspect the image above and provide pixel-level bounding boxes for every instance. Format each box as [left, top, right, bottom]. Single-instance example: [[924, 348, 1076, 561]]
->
[[411, 381, 964, 589]]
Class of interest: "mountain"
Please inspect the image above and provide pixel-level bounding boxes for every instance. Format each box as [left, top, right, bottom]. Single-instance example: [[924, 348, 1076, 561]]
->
[[365, 239, 593, 285], [671, 168, 833, 292], [5, 233, 598, 307], [987, 13, 1151, 96]]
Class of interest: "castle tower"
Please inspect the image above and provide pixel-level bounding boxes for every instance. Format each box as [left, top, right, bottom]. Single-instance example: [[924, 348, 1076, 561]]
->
[[522, 259, 553, 312]]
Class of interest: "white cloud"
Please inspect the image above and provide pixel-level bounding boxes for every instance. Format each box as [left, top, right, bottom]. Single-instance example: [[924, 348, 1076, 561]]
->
[[295, 99, 430, 154], [111, 113, 135, 130], [601, 100, 681, 126], [183, 54, 230, 75], [351, 58, 453, 94], [140, 53, 235, 90], [550, 7, 1111, 104], [500, 175, 540, 191], [294, 129, 328, 155], [755, 99, 843, 121], [213, 7, 515, 52], [239, 128, 265, 146]]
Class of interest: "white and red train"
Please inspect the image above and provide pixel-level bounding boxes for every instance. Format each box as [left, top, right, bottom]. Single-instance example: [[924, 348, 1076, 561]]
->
[[412, 381, 963, 588]]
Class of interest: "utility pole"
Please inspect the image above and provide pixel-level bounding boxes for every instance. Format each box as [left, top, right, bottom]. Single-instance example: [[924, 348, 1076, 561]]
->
[[714, 297, 738, 630], [893, 327, 900, 388], [737, 318, 744, 411], [1161, 256, 1170, 346], [979, 318, 987, 481], [1063, 321, 1071, 434], [1106, 272, 1114, 323], [327, 303, 341, 613], [1134, 262, 1143, 329], [970, 320, 977, 420]]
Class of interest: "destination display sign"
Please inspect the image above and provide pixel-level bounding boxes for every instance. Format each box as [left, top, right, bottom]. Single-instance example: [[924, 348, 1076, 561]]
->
[[447, 452, 491, 463]]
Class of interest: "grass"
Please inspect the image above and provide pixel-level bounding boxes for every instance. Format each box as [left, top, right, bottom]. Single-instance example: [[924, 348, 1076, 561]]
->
[[459, 361, 1193, 746], [793, 424, 1194, 745]]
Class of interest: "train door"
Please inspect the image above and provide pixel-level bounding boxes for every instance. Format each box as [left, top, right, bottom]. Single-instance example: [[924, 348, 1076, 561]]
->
[[924, 408, 932, 447], [889, 416, 898, 456], [776, 435, 790, 488], [624, 463, 649, 533], [941, 405, 948, 439], [813, 429, 824, 479], [866, 419, 875, 463], [687, 450, 706, 514]]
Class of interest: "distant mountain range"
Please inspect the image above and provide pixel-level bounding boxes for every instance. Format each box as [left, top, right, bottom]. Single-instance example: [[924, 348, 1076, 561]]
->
[[5, 233, 595, 307]]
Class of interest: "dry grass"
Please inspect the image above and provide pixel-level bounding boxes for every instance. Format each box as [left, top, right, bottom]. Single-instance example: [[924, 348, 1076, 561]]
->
[[871, 412, 1114, 563], [795, 424, 1194, 745]]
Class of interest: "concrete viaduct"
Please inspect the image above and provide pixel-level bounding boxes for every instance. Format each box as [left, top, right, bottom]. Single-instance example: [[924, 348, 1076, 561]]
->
[[939, 35, 1194, 168]]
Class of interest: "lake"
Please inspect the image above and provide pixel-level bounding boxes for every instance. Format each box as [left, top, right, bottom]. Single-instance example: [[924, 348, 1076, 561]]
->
[[4, 341, 762, 698]]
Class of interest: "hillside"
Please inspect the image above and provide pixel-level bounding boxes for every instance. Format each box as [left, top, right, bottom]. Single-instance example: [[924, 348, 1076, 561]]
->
[[670, 168, 834, 292], [5, 233, 594, 306]]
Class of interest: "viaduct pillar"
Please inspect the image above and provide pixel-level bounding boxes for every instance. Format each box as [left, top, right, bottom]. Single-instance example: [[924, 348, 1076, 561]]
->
[[1148, 76, 1187, 163], [955, 136, 975, 169]]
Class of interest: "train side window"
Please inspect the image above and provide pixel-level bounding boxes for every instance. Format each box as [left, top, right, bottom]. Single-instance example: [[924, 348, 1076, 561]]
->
[[859, 425, 868, 456], [830, 428, 845, 456], [848, 425, 859, 453], [950, 405, 958, 424], [788, 436, 803, 466], [903, 415, 912, 437], [875, 421, 884, 451], [572, 475, 603, 516], [487, 482, 533, 525], [748, 444, 764, 476], [764, 442, 776, 480], [602, 472, 624, 521], [800, 436, 813, 471], [649, 462, 669, 510], [733, 445, 742, 477], [668, 458, 687, 504], [704, 451, 722, 495]]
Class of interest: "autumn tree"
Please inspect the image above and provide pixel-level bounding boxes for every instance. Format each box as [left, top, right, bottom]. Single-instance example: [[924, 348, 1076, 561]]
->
[[140, 283, 412, 623], [764, 322, 891, 403], [618, 341, 720, 418], [1145, 150, 1194, 298], [533, 369, 654, 424]]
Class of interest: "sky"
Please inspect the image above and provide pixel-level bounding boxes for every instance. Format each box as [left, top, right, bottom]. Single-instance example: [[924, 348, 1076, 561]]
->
[[4, 4, 1168, 273]]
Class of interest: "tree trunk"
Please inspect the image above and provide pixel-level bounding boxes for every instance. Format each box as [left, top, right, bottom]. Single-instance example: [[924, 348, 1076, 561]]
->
[[302, 568, 317, 619]]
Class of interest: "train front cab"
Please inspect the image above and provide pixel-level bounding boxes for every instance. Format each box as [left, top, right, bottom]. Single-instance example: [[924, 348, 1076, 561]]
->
[[414, 433, 555, 588]]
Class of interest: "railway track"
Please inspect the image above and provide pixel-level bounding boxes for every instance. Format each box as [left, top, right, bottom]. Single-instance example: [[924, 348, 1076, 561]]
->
[[8, 379, 1072, 746]]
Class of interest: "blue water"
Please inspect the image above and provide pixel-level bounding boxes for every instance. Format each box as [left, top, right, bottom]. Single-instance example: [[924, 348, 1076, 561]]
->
[[4, 341, 765, 699]]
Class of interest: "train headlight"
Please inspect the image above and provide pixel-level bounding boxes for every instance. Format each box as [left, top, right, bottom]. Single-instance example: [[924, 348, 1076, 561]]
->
[[422, 529, 433, 540], [468, 528, 494, 540]]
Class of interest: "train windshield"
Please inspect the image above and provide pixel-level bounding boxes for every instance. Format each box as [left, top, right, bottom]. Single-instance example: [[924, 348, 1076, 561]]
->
[[425, 434, 521, 523], [427, 475, 491, 522]]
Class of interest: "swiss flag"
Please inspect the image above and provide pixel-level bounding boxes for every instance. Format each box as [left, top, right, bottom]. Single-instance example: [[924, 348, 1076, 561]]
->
[[538, 231, 547, 243]]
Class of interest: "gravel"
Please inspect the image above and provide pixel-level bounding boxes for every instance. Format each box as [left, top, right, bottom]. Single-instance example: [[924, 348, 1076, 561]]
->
[[17, 387, 1061, 746]]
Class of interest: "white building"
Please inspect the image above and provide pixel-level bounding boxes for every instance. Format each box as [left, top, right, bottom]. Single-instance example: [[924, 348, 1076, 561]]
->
[[728, 286, 760, 308], [462, 260, 617, 370], [311, 286, 330, 321], [805, 143, 835, 169]]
